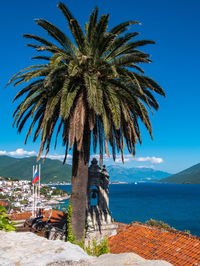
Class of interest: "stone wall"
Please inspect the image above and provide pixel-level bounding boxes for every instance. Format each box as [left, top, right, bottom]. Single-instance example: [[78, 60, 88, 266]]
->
[[0, 231, 172, 266]]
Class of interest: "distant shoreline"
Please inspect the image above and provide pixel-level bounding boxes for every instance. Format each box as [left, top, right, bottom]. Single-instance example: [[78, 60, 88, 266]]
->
[[47, 182, 200, 186]]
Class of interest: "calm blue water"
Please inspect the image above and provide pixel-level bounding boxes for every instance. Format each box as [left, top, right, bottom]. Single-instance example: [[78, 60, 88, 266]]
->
[[56, 183, 200, 237]]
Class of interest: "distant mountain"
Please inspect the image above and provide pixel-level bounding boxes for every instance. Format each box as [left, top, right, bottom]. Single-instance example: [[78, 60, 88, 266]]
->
[[0, 156, 72, 183], [159, 163, 200, 184], [0, 155, 171, 184], [107, 165, 171, 183]]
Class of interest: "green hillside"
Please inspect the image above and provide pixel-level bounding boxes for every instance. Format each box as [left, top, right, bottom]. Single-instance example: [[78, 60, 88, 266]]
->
[[0, 156, 72, 183], [0, 155, 172, 184], [159, 163, 200, 184]]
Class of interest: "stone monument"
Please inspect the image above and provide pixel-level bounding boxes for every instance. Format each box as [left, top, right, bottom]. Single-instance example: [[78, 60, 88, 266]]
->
[[86, 158, 118, 241]]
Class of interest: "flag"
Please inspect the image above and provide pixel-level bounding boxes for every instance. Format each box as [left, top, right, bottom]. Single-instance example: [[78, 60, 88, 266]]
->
[[33, 171, 39, 184]]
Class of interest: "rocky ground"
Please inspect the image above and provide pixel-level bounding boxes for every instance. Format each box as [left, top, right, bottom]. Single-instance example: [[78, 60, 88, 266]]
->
[[0, 231, 172, 266]]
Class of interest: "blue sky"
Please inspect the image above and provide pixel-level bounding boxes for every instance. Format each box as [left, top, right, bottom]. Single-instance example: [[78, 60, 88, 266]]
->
[[1, 0, 200, 174]]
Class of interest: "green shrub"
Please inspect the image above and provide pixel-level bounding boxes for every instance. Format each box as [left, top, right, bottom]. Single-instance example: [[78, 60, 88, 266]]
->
[[66, 203, 76, 243], [145, 219, 191, 235], [0, 205, 16, 231], [20, 199, 28, 205], [85, 238, 110, 257], [96, 238, 110, 256], [145, 218, 175, 231], [52, 187, 67, 196]]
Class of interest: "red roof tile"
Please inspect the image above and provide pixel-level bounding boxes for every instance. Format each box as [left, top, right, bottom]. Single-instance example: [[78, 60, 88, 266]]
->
[[9, 212, 32, 220], [9, 210, 66, 223], [109, 223, 200, 266], [0, 200, 8, 207]]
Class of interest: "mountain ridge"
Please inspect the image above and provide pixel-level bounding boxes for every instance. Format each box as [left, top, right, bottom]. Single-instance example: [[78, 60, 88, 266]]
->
[[0, 155, 171, 183], [159, 163, 200, 184], [107, 165, 170, 183], [0, 155, 72, 183], [1, 155, 199, 184]]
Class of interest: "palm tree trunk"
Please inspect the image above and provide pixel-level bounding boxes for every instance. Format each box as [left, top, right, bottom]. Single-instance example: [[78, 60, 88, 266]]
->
[[71, 138, 90, 241]]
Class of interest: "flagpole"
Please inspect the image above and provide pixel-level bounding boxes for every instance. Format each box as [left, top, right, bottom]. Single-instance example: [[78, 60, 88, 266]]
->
[[39, 164, 41, 206], [34, 166, 37, 216], [34, 165, 35, 217], [36, 165, 38, 216], [32, 165, 35, 217]]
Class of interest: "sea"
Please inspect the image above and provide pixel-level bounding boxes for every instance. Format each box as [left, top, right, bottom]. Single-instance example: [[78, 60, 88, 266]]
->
[[54, 183, 200, 237]]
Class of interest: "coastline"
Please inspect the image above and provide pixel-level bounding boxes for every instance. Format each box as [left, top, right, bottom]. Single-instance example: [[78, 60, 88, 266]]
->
[[45, 194, 70, 205]]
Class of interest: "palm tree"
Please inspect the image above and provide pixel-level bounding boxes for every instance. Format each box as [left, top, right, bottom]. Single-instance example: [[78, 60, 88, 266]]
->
[[7, 3, 165, 240]]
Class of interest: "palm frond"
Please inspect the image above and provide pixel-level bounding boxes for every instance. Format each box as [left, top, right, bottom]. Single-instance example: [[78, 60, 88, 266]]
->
[[86, 7, 99, 43], [58, 3, 85, 52], [23, 34, 54, 47], [35, 19, 75, 53], [109, 21, 140, 35], [93, 14, 109, 54]]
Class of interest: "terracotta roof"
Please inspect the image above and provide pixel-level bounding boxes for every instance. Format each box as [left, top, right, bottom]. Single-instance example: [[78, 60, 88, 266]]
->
[[42, 210, 67, 227], [0, 200, 8, 207], [9, 210, 67, 228], [9, 212, 32, 220], [109, 222, 200, 266]]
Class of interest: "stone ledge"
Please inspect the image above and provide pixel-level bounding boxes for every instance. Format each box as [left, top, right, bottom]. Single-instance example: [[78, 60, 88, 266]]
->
[[0, 231, 172, 266]]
